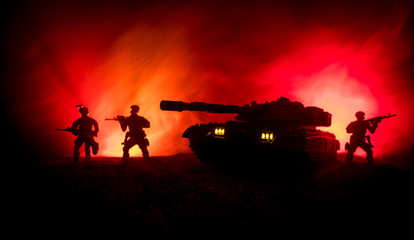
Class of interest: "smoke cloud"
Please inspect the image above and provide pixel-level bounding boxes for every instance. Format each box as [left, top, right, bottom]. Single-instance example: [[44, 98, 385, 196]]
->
[[2, 0, 413, 168]]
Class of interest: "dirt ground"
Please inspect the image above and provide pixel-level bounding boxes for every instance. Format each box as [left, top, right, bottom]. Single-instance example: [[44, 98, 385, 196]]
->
[[8, 153, 414, 237]]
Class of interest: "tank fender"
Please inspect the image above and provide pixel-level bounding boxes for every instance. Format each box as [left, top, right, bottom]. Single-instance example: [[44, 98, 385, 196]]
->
[[182, 125, 211, 139]]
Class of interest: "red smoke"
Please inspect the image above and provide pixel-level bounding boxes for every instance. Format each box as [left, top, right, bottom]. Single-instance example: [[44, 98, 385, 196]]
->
[[2, 0, 413, 167]]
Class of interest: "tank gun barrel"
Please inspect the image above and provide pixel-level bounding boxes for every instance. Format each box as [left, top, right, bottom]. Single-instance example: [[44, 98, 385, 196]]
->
[[160, 100, 240, 113]]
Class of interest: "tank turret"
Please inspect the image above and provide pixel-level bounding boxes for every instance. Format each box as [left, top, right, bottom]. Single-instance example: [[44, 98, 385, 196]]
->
[[161, 97, 332, 127], [161, 97, 339, 165]]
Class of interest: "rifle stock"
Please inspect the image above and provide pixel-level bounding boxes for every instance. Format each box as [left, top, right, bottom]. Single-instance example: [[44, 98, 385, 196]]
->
[[56, 127, 70, 131]]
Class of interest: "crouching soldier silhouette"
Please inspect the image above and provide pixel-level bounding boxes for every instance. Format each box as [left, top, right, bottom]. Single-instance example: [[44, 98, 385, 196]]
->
[[71, 105, 99, 162], [345, 111, 377, 165], [119, 105, 150, 161]]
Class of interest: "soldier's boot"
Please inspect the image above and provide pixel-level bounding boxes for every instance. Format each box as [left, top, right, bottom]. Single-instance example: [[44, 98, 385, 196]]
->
[[122, 150, 130, 161], [346, 151, 353, 165], [142, 148, 150, 161], [367, 150, 374, 165], [142, 138, 150, 161], [74, 147, 80, 163], [85, 148, 91, 161]]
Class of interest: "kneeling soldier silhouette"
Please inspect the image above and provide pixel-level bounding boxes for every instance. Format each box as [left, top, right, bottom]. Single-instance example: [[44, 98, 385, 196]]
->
[[57, 105, 99, 162]]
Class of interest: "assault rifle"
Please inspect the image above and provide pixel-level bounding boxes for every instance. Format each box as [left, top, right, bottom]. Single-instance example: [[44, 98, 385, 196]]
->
[[105, 115, 126, 121], [105, 115, 129, 145], [365, 113, 396, 124], [56, 127, 78, 136]]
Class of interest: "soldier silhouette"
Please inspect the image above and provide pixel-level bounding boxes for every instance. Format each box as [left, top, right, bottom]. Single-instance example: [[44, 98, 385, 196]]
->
[[71, 105, 99, 162], [345, 111, 378, 165], [119, 105, 150, 161]]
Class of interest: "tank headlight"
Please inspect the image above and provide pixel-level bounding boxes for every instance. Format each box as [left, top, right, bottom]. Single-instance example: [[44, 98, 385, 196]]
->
[[261, 131, 274, 142], [214, 127, 225, 136]]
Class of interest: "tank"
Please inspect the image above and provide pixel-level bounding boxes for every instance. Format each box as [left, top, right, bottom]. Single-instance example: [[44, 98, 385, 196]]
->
[[160, 97, 340, 165]]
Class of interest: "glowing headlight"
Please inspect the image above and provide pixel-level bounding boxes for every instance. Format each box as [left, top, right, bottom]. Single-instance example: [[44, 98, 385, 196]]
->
[[214, 127, 225, 136], [261, 131, 274, 142]]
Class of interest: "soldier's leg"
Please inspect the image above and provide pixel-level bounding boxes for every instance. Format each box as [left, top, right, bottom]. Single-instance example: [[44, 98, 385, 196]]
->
[[73, 137, 84, 162], [138, 139, 150, 161], [361, 142, 374, 165], [142, 148, 150, 161], [122, 138, 136, 160], [346, 143, 357, 164], [91, 139, 99, 155], [84, 142, 91, 161]]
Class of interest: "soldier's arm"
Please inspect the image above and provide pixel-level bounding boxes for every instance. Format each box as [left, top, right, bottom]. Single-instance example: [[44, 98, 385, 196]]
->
[[67, 119, 79, 136], [368, 122, 378, 134], [70, 119, 79, 131], [120, 118, 127, 132], [142, 117, 150, 128], [346, 122, 354, 133]]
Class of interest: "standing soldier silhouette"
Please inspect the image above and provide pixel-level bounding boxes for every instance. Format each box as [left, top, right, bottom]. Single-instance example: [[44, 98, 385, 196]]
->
[[345, 111, 377, 165], [71, 105, 99, 162], [119, 105, 150, 161]]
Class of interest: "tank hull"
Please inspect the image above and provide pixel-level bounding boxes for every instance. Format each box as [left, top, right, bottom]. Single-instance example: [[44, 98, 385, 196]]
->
[[183, 121, 339, 165]]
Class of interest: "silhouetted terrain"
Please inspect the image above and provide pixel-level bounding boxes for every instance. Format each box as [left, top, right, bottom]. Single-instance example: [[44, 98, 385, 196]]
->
[[9, 154, 414, 237]]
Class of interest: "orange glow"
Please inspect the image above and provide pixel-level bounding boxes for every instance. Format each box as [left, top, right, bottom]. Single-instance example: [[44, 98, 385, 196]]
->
[[292, 63, 379, 156], [92, 24, 199, 157], [259, 40, 410, 158], [2, 1, 413, 166]]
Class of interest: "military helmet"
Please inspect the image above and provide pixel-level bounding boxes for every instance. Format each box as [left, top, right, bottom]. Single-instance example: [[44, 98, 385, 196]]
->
[[355, 111, 365, 119], [79, 106, 89, 115], [131, 105, 140, 113]]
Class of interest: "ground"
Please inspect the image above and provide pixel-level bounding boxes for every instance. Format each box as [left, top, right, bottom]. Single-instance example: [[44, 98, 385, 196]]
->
[[8, 153, 414, 237]]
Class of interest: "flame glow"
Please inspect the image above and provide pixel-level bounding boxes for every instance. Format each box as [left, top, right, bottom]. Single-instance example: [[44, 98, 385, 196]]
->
[[2, 1, 413, 168]]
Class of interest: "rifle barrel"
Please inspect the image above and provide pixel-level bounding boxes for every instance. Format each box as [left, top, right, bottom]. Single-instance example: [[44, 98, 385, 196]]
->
[[365, 113, 396, 123]]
